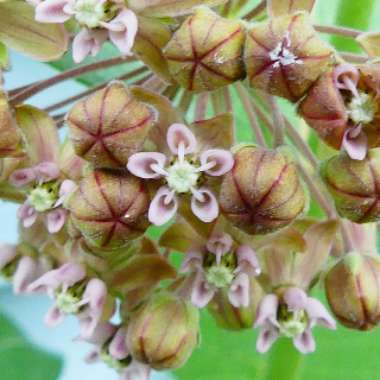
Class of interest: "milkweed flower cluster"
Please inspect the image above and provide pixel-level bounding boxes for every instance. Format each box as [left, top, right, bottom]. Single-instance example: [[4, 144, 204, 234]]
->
[[1, 0, 380, 379]]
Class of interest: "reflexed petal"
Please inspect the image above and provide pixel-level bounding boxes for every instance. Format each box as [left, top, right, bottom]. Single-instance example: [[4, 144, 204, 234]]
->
[[148, 186, 178, 226], [206, 233, 233, 264], [106, 9, 138, 56], [333, 64, 360, 93], [55, 179, 77, 207], [85, 350, 100, 364], [56, 262, 86, 287], [77, 321, 116, 345], [180, 249, 203, 273], [44, 304, 65, 327], [167, 124, 197, 156], [127, 152, 167, 179], [293, 328, 316, 354], [34, 161, 60, 182], [72, 28, 107, 63], [0, 243, 17, 269], [35, 0, 71, 23], [109, 327, 129, 360], [121, 360, 150, 380], [283, 287, 308, 311], [254, 294, 279, 327], [9, 168, 36, 187], [28, 269, 62, 294], [200, 149, 234, 176], [17, 203, 38, 228], [256, 323, 279, 353], [13, 256, 38, 294], [191, 188, 219, 223], [305, 297, 336, 330], [342, 126, 368, 161], [228, 272, 250, 308], [46, 208, 67, 233], [235, 245, 261, 276], [191, 272, 215, 308]]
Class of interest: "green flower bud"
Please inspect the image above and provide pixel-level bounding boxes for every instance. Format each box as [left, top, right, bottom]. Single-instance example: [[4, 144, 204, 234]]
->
[[127, 292, 199, 370], [325, 252, 380, 330], [321, 148, 380, 223], [164, 7, 246, 92], [68, 168, 150, 249], [220, 146, 306, 235]]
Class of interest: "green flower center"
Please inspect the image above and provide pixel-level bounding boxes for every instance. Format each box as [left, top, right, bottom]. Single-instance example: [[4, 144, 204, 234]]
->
[[277, 303, 308, 338], [28, 182, 59, 213], [204, 251, 237, 288], [74, 0, 117, 28], [166, 160, 200, 194], [55, 283, 86, 315], [348, 91, 378, 125]]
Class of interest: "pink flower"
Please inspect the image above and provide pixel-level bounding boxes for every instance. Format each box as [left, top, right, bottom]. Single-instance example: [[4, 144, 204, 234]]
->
[[32, 0, 138, 63], [10, 162, 76, 234], [255, 287, 336, 354], [127, 124, 234, 226], [181, 233, 260, 308]]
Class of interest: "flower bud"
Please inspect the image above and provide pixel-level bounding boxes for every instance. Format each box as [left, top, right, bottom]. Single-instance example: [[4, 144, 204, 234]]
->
[[0, 91, 22, 158], [68, 168, 150, 249], [67, 82, 156, 168], [220, 146, 306, 234], [325, 252, 380, 330], [127, 292, 199, 370], [321, 148, 380, 223], [244, 12, 334, 101], [208, 277, 264, 330], [164, 7, 246, 92]]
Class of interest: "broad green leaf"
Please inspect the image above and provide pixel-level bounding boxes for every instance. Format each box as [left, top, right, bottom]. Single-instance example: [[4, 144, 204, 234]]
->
[[0, 310, 63, 380], [0, 41, 9, 69], [0, 1, 68, 61]]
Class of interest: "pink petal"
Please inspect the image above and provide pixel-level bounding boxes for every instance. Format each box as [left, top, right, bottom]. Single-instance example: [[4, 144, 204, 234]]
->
[[167, 124, 197, 156], [46, 208, 67, 234], [77, 321, 116, 345], [127, 152, 167, 179], [180, 249, 203, 273], [109, 327, 129, 360], [206, 233, 233, 264], [121, 361, 151, 380], [13, 256, 38, 294], [55, 179, 77, 207], [228, 272, 250, 308], [200, 149, 234, 176], [34, 162, 60, 182], [0, 243, 17, 269], [254, 294, 279, 327], [44, 304, 65, 327], [342, 126, 368, 161], [28, 270, 62, 294], [106, 9, 138, 56], [283, 287, 308, 312], [35, 0, 71, 23], [293, 328, 316, 354], [56, 262, 86, 287], [148, 186, 178, 226], [85, 350, 100, 364], [191, 272, 215, 308], [333, 63, 360, 93], [305, 297, 336, 330], [72, 28, 107, 63], [17, 203, 38, 228], [190, 188, 219, 223], [235, 245, 261, 276], [9, 168, 36, 187], [256, 323, 279, 353]]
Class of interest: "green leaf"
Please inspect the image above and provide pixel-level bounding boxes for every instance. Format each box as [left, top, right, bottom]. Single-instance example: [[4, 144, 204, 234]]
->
[[0, 1, 68, 61], [0, 310, 63, 380]]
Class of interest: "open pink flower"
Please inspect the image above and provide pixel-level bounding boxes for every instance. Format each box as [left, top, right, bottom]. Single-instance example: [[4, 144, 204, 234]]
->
[[255, 287, 336, 354], [28, 262, 111, 336], [181, 233, 260, 308], [32, 0, 138, 62], [10, 161, 76, 234], [127, 124, 234, 226]]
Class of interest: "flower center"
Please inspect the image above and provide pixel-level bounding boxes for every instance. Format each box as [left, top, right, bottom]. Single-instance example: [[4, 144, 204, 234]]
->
[[28, 182, 59, 212], [277, 303, 308, 338], [204, 251, 237, 288], [74, 0, 116, 28], [269, 32, 303, 68], [55, 283, 86, 315], [347, 91, 378, 125], [166, 160, 200, 194]]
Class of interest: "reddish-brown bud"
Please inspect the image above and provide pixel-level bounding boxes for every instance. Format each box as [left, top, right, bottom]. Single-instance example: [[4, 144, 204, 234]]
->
[[219, 146, 306, 235], [127, 292, 199, 370], [325, 252, 380, 330], [321, 148, 380, 223], [68, 168, 150, 249], [244, 12, 334, 101], [67, 82, 156, 168], [164, 7, 246, 92]]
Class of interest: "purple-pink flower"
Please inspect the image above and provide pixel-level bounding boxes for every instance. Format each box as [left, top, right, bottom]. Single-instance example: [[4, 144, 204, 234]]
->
[[29, 0, 138, 62], [181, 232, 261, 308], [255, 287, 336, 354], [127, 124, 234, 226], [10, 161, 76, 234]]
